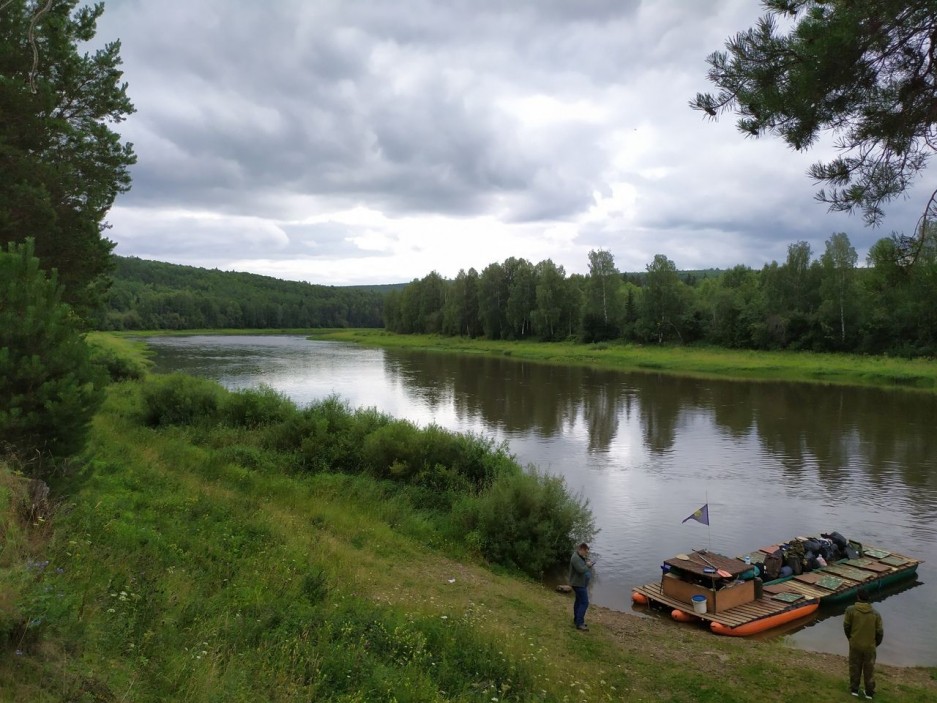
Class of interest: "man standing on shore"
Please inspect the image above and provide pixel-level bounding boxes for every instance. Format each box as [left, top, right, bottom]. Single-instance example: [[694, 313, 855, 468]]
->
[[844, 588, 884, 698], [569, 542, 593, 631]]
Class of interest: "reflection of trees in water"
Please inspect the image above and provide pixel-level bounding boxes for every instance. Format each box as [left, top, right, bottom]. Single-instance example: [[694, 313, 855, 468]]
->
[[746, 383, 937, 493], [582, 379, 622, 453], [636, 376, 702, 454], [382, 350, 627, 448], [381, 350, 937, 493]]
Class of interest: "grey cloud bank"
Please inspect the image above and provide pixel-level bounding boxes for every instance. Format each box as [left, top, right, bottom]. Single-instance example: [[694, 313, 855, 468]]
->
[[96, 0, 928, 285]]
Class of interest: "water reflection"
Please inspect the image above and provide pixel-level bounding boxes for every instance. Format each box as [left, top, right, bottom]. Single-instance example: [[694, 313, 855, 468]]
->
[[145, 336, 937, 666], [383, 349, 937, 501]]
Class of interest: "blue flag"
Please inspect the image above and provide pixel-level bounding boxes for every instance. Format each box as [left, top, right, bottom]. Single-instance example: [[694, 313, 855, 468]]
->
[[682, 503, 709, 526]]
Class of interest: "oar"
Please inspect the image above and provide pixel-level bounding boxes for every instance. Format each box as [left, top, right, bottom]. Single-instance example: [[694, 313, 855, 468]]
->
[[696, 551, 733, 578], [673, 553, 732, 579]]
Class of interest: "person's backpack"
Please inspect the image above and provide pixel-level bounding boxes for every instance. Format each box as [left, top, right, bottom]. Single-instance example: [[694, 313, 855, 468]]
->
[[762, 549, 783, 580], [785, 540, 806, 576]]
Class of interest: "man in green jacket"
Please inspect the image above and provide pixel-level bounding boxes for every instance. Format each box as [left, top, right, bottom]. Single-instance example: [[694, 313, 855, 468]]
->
[[568, 542, 593, 631], [843, 589, 884, 698]]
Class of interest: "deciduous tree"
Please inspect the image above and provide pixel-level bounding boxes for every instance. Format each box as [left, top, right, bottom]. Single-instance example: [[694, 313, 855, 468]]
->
[[641, 254, 686, 344], [820, 232, 858, 345], [582, 249, 620, 342]]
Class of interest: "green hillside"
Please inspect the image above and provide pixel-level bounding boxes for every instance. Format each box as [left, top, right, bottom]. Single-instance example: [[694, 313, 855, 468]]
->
[[98, 256, 399, 330]]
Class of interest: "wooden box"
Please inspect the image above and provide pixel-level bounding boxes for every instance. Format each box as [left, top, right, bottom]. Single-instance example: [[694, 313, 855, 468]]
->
[[661, 572, 756, 613]]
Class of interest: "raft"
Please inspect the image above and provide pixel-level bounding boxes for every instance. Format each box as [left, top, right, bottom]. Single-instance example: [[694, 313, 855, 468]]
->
[[709, 601, 818, 636], [631, 537, 921, 637]]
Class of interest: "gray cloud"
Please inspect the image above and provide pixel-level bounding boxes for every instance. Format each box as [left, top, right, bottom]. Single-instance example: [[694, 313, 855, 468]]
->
[[93, 0, 927, 284]]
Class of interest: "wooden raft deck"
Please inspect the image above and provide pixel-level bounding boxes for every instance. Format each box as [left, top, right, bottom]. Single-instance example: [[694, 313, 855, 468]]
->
[[632, 582, 817, 629], [756, 548, 921, 603], [633, 547, 921, 633]]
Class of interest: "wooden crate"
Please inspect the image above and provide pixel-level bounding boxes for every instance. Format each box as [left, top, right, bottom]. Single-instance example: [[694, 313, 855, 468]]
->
[[661, 573, 755, 613]]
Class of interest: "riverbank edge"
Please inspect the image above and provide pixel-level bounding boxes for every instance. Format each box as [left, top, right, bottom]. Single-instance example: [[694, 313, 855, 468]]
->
[[302, 328, 937, 392], [57, 332, 935, 699]]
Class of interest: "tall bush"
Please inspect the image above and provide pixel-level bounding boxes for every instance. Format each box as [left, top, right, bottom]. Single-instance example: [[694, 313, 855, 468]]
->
[[140, 373, 221, 426], [0, 240, 104, 460], [222, 385, 296, 428], [458, 470, 596, 578]]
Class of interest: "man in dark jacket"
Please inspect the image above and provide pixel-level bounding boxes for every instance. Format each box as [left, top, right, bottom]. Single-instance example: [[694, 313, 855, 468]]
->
[[568, 542, 593, 631], [844, 589, 884, 698]]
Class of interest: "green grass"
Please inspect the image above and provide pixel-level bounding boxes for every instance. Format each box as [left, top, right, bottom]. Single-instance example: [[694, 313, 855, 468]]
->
[[308, 329, 937, 391], [1, 378, 935, 701], [3, 331, 936, 701]]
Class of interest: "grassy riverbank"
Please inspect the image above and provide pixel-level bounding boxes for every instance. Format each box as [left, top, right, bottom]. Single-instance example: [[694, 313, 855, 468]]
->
[[2, 351, 935, 700], [308, 329, 937, 391], [1, 384, 932, 702]]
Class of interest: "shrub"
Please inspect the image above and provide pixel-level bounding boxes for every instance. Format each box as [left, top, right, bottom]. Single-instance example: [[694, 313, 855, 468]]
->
[[268, 397, 391, 474], [222, 385, 296, 428], [140, 373, 222, 426], [361, 420, 421, 479], [457, 469, 596, 578], [362, 421, 514, 493], [88, 343, 147, 382]]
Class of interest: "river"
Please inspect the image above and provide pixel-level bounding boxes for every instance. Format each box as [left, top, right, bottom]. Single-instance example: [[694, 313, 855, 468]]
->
[[143, 334, 937, 666]]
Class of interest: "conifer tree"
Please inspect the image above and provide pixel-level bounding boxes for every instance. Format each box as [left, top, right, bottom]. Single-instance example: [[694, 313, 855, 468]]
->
[[0, 0, 135, 315], [692, 1, 937, 257], [0, 239, 104, 461]]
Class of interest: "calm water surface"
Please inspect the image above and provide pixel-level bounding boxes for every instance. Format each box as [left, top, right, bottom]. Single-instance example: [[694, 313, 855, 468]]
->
[[145, 335, 937, 666]]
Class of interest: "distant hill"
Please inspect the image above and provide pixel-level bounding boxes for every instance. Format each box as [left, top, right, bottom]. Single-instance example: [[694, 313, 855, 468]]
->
[[98, 256, 399, 330]]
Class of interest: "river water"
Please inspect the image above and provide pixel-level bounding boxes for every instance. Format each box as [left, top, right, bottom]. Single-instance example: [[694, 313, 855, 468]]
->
[[143, 335, 937, 666]]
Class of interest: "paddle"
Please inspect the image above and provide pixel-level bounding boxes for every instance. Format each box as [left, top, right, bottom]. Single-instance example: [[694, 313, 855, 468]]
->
[[697, 551, 733, 578], [673, 552, 732, 578]]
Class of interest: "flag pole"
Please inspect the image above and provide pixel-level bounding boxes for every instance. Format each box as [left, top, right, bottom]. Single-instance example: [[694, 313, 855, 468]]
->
[[706, 490, 711, 550]]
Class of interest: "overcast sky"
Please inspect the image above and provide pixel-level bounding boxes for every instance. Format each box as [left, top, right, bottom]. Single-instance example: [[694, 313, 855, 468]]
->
[[93, 0, 930, 286]]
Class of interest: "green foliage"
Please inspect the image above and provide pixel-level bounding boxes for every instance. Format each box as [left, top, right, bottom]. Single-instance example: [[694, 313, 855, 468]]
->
[[100, 256, 390, 330], [140, 373, 222, 426], [0, 465, 30, 641], [0, 241, 105, 460], [0, 0, 135, 314], [362, 422, 513, 493], [87, 342, 148, 382], [135, 375, 591, 576], [5, 372, 935, 701], [582, 249, 621, 342], [691, 0, 937, 232], [457, 469, 596, 579], [0, 380, 604, 701], [295, 397, 388, 473], [382, 227, 937, 357], [222, 385, 296, 428]]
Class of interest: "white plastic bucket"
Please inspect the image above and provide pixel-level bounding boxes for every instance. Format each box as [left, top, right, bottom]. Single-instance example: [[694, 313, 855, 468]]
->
[[691, 594, 708, 614]]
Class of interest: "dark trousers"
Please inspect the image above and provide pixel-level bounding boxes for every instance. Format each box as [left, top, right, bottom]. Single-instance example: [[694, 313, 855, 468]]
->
[[849, 646, 876, 694], [572, 586, 589, 626]]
